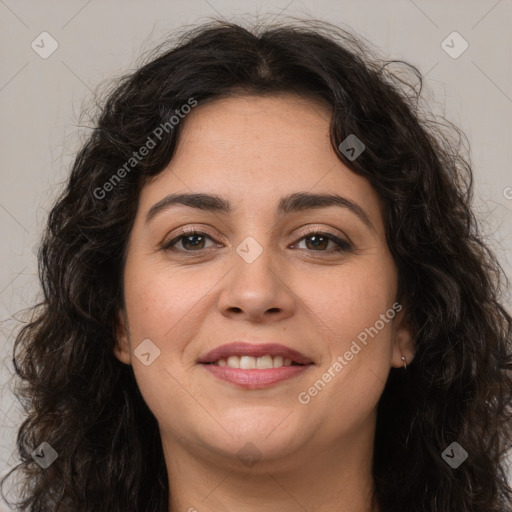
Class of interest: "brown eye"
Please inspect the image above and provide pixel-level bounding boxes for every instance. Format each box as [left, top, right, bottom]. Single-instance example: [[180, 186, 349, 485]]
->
[[162, 231, 218, 252], [293, 231, 352, 253]]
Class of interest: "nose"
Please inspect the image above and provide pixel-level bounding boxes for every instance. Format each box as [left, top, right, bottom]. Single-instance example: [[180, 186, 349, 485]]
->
[[216, 243, 296, 323]]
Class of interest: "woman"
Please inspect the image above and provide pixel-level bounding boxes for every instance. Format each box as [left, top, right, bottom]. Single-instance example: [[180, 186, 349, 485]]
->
[[2, 17, 511, 512]]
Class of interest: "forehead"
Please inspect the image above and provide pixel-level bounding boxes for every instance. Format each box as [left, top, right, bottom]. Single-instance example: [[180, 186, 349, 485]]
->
[[177, 92, 333, 159], [138, 93, 384, 227]]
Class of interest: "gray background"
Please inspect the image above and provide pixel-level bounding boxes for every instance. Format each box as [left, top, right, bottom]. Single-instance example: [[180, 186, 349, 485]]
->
[[1, 0, 511, 508]]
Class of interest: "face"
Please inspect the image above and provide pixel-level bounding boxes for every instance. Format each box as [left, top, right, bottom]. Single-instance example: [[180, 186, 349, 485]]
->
[[114, 93, 413, 470]]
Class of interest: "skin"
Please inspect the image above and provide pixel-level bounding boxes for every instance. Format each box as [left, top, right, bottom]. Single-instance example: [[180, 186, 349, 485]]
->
[[114, 93, 414, 512]]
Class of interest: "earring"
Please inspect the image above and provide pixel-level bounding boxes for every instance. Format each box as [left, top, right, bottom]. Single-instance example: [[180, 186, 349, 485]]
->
[[401, 355, 407, 370]]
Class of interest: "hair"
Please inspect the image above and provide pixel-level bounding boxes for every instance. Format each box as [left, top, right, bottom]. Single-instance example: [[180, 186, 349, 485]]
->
[[2, 15, 511, 512]]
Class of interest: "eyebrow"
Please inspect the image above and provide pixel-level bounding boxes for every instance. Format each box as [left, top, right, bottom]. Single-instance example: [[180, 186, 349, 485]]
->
[[145, 191, 375, 231]]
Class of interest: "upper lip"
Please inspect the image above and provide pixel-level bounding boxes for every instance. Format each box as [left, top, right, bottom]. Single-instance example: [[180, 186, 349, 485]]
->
[[197, 342, 314, 365]]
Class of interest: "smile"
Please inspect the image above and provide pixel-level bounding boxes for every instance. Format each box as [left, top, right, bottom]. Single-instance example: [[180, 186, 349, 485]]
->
[[210, 355, 300, 369], [197, 341, 315, 389]]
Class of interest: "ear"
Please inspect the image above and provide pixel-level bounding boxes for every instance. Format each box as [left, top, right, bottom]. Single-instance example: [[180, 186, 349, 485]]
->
[[113, 309, 131, 365], [390, 302, 415, 369]]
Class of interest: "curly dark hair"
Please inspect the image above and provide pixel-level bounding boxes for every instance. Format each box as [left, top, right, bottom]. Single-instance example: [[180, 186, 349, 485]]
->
[[1, 16, 511, 512]]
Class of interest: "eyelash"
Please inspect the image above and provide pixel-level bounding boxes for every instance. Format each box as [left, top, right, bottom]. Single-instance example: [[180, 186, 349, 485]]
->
[[161, 227, 353, 255]]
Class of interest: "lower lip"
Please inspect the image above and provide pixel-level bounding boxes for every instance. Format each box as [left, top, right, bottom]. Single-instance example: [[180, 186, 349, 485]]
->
[[201, 363, 312, 389]]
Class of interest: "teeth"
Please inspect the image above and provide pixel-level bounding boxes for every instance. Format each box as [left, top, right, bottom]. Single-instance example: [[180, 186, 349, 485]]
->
[[240, 356, 256, 369], [257, 355, 273, 369], [273, 355, 283, 368], [227, 356, 240, 368], [214, 355, 296, 369]]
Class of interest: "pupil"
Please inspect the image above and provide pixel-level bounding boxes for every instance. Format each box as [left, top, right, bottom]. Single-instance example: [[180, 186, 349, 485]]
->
[[184, 235, 203, 249], [308, 235, 326, 249]]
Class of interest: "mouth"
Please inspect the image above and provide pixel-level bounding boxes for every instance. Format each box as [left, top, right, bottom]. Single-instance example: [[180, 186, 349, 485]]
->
[[203, 355, 304, 369], [197, 342, 314, 389]]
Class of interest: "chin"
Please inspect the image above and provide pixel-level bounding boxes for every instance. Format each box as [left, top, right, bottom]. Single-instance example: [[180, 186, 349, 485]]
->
[[201, 412, 303, 461]]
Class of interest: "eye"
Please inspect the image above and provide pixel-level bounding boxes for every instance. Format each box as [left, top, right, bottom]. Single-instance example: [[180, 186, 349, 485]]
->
[[162, 229, 221, 252], [291, 230, 353, 253]]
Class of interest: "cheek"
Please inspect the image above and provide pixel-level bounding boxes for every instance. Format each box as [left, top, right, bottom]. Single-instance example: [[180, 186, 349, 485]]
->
[[298, 258, 397, 405], [301, 256, 397, 343], [121, 264, 213, 434], [123, 260, 211, 341]]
